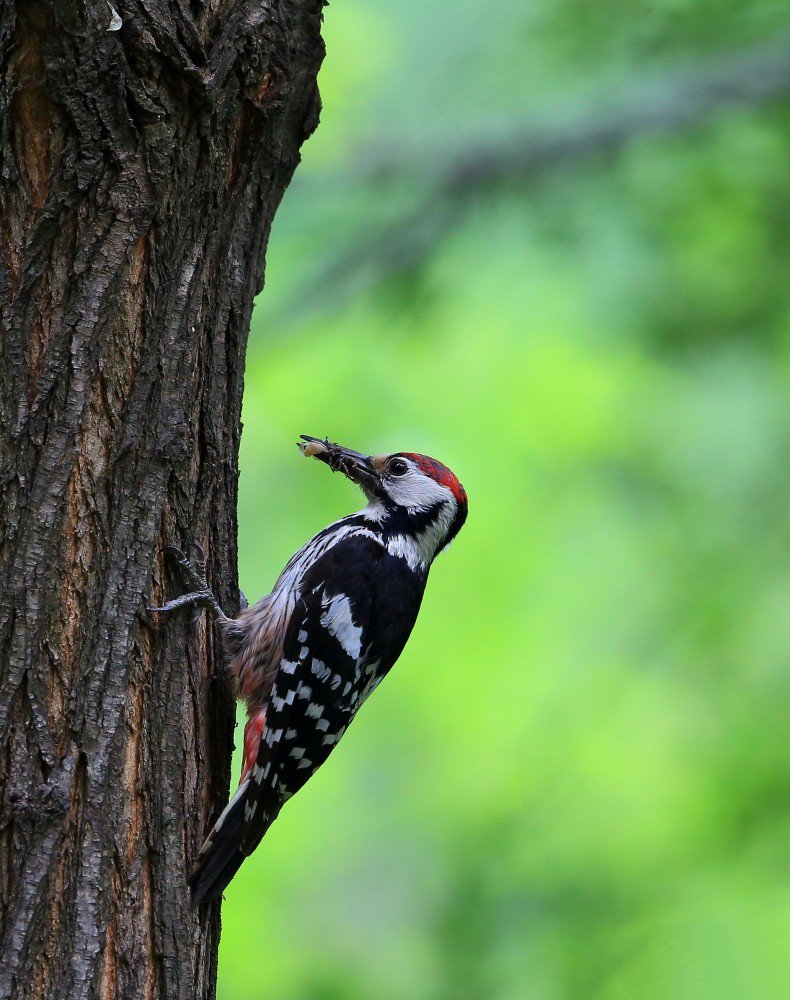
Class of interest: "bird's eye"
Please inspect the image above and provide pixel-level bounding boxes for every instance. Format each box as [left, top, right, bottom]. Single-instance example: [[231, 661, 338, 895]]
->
[[388, 458, 409, 477]]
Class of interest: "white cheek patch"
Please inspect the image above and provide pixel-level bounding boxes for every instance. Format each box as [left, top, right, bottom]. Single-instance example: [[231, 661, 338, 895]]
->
[[385, 471, 452, 512]]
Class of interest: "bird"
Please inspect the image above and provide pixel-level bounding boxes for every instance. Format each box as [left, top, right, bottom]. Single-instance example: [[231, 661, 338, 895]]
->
[[149, 435, 467, 906]]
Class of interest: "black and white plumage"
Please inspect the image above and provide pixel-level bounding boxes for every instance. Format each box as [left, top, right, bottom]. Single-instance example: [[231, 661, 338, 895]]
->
[[150, 436, 467, 906]]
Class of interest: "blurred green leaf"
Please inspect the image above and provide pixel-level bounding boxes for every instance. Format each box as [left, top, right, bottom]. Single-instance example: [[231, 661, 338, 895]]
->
[[219, 0, 790, 997]]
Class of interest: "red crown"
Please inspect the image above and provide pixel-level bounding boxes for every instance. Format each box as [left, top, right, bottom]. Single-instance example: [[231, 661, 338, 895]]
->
[[403, 454, 467, 506]]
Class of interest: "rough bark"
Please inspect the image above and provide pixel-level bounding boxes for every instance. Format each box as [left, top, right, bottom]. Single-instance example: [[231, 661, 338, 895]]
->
[[0, 2, 324, 997]]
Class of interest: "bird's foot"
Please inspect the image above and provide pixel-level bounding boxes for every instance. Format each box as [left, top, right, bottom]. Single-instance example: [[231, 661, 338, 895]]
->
[[148, 543, 230, 625]]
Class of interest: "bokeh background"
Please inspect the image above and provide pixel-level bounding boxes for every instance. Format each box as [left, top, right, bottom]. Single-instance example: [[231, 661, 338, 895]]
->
[[218, 2, 790, 997]]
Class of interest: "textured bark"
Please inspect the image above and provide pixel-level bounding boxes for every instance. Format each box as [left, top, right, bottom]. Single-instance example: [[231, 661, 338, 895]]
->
[[0, 2, 324, 997]]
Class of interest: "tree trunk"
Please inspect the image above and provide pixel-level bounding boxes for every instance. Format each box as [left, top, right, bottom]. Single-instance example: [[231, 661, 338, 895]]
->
[[0, 2, 323, 997]]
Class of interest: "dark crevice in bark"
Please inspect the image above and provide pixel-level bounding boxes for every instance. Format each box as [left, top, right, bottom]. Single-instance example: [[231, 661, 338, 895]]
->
[[0, 2, 325, 997]]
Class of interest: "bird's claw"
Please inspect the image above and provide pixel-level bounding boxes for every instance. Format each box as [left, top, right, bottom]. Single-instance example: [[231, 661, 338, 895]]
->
[[162, 543, 211, 595], [148, 541, 229, 624]]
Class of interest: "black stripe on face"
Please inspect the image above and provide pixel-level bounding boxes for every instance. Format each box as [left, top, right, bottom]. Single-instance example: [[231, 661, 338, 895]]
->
[[381, 501, 444, 539]]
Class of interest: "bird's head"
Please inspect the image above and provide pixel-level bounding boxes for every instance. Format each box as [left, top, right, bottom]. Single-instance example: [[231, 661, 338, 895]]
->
[[299, 435, 467, 563]]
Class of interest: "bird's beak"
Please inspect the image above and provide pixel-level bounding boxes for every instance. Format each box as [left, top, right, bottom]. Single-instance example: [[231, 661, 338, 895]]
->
[[298, 435, 381, 496]]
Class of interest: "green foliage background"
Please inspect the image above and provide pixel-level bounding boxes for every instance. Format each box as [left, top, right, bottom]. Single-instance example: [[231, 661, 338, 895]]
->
[[219, 2, 790, 996]]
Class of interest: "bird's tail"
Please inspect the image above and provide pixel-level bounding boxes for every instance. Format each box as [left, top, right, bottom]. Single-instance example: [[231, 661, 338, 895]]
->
[[188, 779, 250, 907]]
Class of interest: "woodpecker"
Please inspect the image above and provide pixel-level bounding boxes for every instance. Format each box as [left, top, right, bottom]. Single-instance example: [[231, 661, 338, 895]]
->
[[149, 435, 467, 906]]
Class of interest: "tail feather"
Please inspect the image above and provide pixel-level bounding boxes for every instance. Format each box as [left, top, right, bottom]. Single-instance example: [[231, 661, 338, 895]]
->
[[189, 779, 250, 907]]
